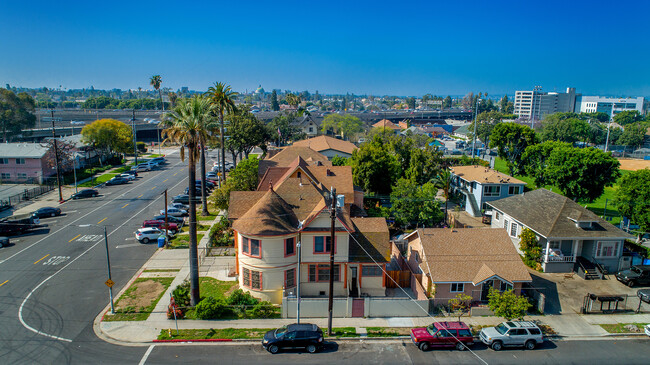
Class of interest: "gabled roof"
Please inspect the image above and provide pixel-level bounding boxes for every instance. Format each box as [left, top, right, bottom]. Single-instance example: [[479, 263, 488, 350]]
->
[[488, 188, 634, 239], [231, 189, 300, 236], [450, 165, 526, 185], [292, 136, 358, 155], [228, 191, 267, 220], [258, 146, 331, 178], [373, 119, 401, 130], [413, 228, 532, 284], [349, 217, 391, 263], [0, 143, 50, 158]]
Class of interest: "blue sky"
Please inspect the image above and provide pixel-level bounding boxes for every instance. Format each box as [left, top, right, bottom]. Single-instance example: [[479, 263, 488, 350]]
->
[[1, 0, 649, 97]]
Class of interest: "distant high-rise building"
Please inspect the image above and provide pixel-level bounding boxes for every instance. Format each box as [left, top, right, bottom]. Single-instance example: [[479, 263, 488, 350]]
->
[[575, 96, 645, 119], [514, 87, 578, 120]]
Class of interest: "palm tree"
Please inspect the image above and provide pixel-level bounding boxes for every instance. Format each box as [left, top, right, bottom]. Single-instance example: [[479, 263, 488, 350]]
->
[[285, 93, 301, 110], [150, 75, 164, 111], [433, 168, 453, 226], [161, 96, 214, 306], [205, 82, 238, 191]]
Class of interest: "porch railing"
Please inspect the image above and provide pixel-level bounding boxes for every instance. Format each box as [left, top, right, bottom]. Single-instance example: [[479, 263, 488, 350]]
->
[[544, 255, 575, 263]]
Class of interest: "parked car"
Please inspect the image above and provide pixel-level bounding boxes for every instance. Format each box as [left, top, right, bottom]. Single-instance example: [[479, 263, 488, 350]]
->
[[172, 194, 199, 205], [262, 323, 324, 354], [479, 321, 543, 351], [206, 172, 220, 180], [196, 179, 215, 188], [616, 265, 650, 287], [150, 157, 166, 165], [185, 187, 208, 196], [153, 215, 184, 226], [135, 227, 172, 244], [105, 177, 129, 186], [645, 324, 650, 337], [72, 189, 99, 199], [167, 202, 189, 211], [142, 220, 179, 233], [160, 208, 188, 217], [33, 207, 62, 218], [132, 164, 151, 172], [119, 173, 136, 181], [638, 289, 650, 304], [121, 170, 138, 177], [0, 236, 9, 248], [410, 321, 474, 351]]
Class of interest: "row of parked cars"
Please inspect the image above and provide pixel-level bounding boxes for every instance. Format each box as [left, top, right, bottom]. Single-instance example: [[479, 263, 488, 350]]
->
[[134, 192, 197, 244]]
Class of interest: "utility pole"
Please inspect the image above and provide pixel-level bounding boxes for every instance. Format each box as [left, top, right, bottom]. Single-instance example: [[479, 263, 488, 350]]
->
[[164, 189, 168, 244], [472, 99, 480, 159], [604, 121, 612, 152], [51, 110, 63, 203], [297, 223, 303, 324], [327, 187, 337, 336], [104, 226, 115, 314], [132, 109, 138, 165]]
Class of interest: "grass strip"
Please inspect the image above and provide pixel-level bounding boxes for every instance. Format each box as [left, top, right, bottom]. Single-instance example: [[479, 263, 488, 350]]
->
[[331, 327, 357, 337], [103, 277, 174, 321], [167, 233, 205, 249], [366, 327, 411, 337], [157, 328, 272, 340], [599, 323, 646, 333], [143, 269, 181, 273], [78, 173, 119, 187]]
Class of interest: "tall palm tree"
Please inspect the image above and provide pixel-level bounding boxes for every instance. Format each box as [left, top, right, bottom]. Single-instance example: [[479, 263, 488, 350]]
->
[[205, 82, 238, 191], [150, 75, 164, 111], [161, 96, 214, 306], [433, 168, 453, 226]]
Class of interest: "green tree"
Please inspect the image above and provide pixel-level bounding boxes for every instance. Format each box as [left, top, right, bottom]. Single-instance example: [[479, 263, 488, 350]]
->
[[404, 146, 442, 185], [150, 75, 164, 111], [433, 168, 453, 225], [320, 114, 363, 140], [518, 228, 541, 269], [581, 112, 610, 123], [349, 135, 400, 195], [285, 93, 301, 109], [487, 288, 531, 321], [614, 169, 650, 242], [270, 90, 280, 111], [168, 91, 179, 107], [390, 178, 443, 228], [226, 108, 270, 164], [80, 118, 133, 158], [521, 141, 572, 187], [448, 293, 474, 322], [331, 155, 348, 166], [205, 82, 238, 190], [489, 122, 538, 175], [499, 95, 509, 112], [616, 122, 647, 147], [544, 146, 620, 202], [468, 111, 515, 145], [212, 156, 259, 210], [268, 112, 302, 145], [161, 96, 215, 306], [405, 97, 416, 110], [539, 115, 590, 143], [0, 89, 36, 142], [442, 95, 452, 109], [613, 110, 642, 126]]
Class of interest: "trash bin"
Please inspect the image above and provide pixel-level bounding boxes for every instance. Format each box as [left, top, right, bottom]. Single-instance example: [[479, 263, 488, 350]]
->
[[158, 235, 166, 248]]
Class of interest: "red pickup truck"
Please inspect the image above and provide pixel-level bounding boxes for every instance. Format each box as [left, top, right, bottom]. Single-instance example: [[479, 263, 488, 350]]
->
[[142, 220, 179, 233], [410, 321, 474, 351]]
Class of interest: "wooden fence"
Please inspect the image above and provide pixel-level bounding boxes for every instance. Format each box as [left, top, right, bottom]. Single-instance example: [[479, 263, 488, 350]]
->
[[386, 270, 411, 288]]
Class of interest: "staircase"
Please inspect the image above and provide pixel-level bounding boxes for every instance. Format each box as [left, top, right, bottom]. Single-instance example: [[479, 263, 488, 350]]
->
[[576, 257, 602, 280], [460, 188, 481, 217]]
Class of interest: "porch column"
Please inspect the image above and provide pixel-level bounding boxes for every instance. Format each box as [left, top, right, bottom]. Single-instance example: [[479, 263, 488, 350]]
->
[[572, 240, 579, 262], [544, 240, 550, 263]]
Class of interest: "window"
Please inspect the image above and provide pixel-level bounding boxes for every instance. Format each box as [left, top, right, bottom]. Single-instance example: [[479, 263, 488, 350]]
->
[[508, 186, 521, 195], [495, 211, 501, 220], [549, 241, 560, 250], [362, 265, 383, 277], [309, 127, 314, 133], [500, 281, 513, 291], [285, 237, 295, 257], [308, 264, 340, 282], [595, 241, 619, 258], [483, 185, 500, 197], [437, 330, 454, 338], [1, 173, 10, 179], [242, 237, 261, 257], [450, 283, 464, 292], [529, 328, 541, 335], [285, 268, 296, 288], [17, 173, 27, 178], [314, 236, 334, 253], [15, 158, 25, 164], [0, 158, 7, 164], [458, 329, 472, 337], [242, 267, 262, 289], [510, 222, 518, 237], [504, 219, 509, 230]]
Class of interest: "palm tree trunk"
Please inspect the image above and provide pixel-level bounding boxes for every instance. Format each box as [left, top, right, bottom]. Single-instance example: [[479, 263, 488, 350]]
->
[[188, 144, 200, 306], [200, 142, 209, 216], [219, 111, 226, 187]]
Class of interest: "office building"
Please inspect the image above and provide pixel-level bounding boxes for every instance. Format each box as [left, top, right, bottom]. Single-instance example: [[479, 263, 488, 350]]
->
[[514, 87, 578, 120], [576, 96, 645, 119]]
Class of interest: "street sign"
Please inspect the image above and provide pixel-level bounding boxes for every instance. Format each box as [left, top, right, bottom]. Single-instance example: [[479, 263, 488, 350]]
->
[[105, 279, 114, 287]]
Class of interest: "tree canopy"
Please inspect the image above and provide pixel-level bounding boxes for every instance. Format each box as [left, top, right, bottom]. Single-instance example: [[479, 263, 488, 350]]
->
[[268, 112, 303, 145], [614, 169, 650, 241], [616, 122, 647, 147], [539, 115, 591, 143], [349, 135, 401, 196], [213, 156, 260, 210], [489, 122, 538, 175], [81, 118, 133, 156], [390, 178, 443, 228], [0, 88, 36, 142], [487, 288, 531, 321], [320, 113, 363, 140], [225, 108, 270, 163], [613, 110, 642, 126]]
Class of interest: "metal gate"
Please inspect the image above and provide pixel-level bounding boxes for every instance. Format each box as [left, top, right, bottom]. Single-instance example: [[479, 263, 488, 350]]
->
[[351, 298, 364, 317]]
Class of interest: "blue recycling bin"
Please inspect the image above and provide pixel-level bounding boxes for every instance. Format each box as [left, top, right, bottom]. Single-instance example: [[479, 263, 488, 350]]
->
[[158, 235, 166, 248]]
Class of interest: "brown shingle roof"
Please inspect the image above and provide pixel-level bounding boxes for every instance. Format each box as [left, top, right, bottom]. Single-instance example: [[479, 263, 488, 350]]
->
[[450, 165, 526, 185], [228, 191, 267, 220], [373, 119, 401, 130], [488, 188, 634, 239], [231, 189, 300, 236], [292, 136, 358, 155], [349, 217, 391, 263], [258, 146, 331, 178], [415, 228, 531, 284]]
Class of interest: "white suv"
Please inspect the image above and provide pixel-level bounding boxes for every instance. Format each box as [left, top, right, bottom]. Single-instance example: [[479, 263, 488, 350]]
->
[[479, 321, 543, 351]]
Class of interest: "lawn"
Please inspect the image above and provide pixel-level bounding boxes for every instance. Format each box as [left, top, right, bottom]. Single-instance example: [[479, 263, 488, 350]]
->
[[167, 233, 205, 249], [103, 277, 173, 321], [365, 327, 411, 337], [196, 211, 220, 221], [158, 328, 272, 340], [78, 173, 119, 187], [181, 223, 211, 232], [599, 323, 646, 333], [112, 166, 133, 174]]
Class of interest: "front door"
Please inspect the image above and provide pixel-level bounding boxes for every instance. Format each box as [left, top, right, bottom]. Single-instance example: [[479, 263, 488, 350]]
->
[[350, 267, 359, 297], [352, 298, 364, 317], [481, 280, 493, 301]]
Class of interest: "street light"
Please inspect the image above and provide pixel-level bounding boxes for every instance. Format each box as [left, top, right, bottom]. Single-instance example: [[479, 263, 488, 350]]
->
[[472, 99, 482, 159], [78, 224, 114, 314]]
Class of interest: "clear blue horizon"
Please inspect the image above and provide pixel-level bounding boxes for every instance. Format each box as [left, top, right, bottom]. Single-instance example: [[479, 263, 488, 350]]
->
[[1, 0, 649, 97]]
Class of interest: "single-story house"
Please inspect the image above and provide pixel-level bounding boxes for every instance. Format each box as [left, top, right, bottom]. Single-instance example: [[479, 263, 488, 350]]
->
[[0, 143, 55, 184]]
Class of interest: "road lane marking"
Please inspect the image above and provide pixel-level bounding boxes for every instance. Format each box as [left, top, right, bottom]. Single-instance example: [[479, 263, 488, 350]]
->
[[42, 256, 70, 265], [65, 210, 78, 213], [139, 345, 155, 365], [121, 203, 129, 209], [115, 243, 141, 249], [151, 186, 156, 190], [138, 194, 143, 198], [34, 254, 50, 265], [18, 170, 188, 343], [0, 280, 9, 287], [68, 234, 81, 243], [77, 235, 102, 242], [163, 179, 168, 182], [173, 172, 178, 176], [98, 217, 107, 224]]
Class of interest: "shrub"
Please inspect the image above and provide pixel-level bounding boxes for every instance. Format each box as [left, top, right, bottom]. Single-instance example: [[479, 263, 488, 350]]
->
[[172, 280, 191, 307], [194, 297, 231, 319], [167, 304, 184, 319], [519, 228, 541, 268], [136, 141, 147, 152], [209, 216, 233, 247], [251, 301, 276, 318], [227, 289, 259, 306]]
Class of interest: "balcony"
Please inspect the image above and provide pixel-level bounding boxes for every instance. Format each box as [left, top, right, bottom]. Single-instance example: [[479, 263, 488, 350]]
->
[[543, 248, 575, 263]]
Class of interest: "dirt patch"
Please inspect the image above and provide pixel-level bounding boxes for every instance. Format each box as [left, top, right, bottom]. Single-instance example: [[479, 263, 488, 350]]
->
[[618, 158, 650, 171], [117, 280, 165, 310], [223, 283, 240, 297]]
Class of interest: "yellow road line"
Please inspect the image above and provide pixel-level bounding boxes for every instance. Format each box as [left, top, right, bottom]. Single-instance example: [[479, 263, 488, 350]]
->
[[98, 217, 108, 224], [173, 173, 178, 176], [121, 204, 129, 209], [0, 280, 8, 287], [163, 179, 168, 182], [68, 234, 81, 243], [138, 194, 143, 198], [34, 254, 49, 265], [151, 187, 156, 190]]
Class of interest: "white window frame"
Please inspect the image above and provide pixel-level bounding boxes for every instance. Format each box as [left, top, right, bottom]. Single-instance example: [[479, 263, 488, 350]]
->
[[450, 283, 465, 293], [595, 241, 619, 258], [510, 222, 518, 237], [495, 211, 501, 220], [483, 185, 501, 197]]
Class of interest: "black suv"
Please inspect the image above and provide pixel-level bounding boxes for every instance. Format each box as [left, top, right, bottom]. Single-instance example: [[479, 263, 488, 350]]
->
[[262, 324, 324, 354], [616, 265, 650, 287], [71, 189, 99, 199]]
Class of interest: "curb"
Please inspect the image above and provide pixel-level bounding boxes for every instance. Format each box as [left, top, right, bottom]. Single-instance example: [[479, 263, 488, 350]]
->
[[154, 339, 233, 343]]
